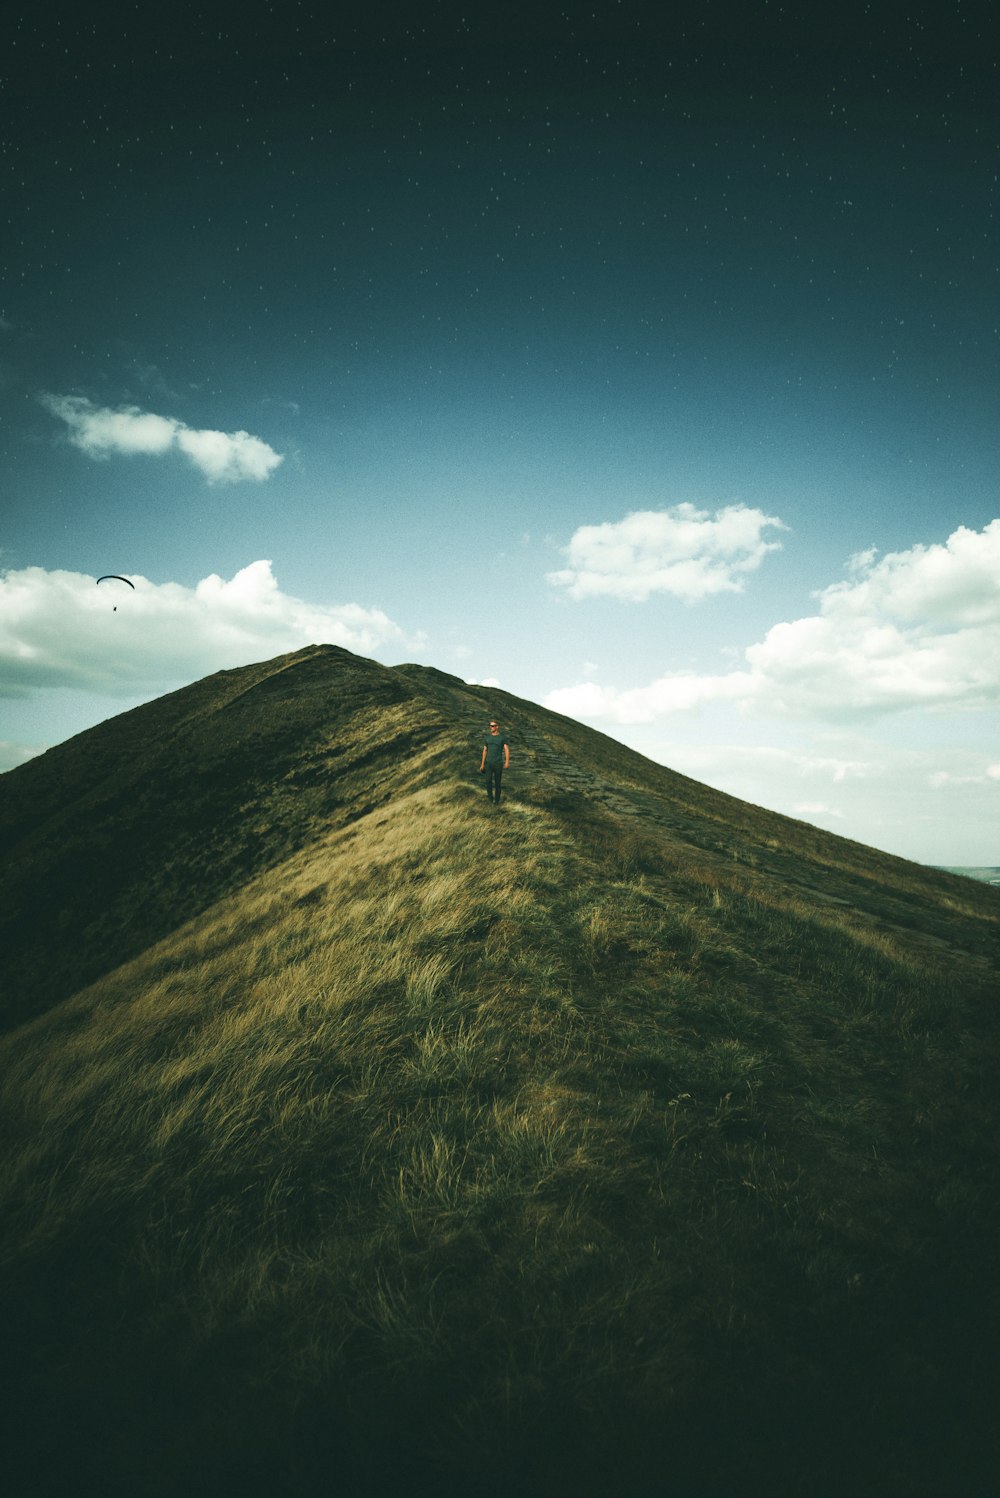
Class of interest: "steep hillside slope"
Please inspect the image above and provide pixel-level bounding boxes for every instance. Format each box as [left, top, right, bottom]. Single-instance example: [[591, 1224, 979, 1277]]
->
[[2, 643, 994, 1029], [0, 647, 444, 1027], [1, 645, 998, 1497]]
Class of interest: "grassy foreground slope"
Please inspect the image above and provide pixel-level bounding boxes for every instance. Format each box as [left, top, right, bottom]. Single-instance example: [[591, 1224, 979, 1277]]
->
[[1, 645, 998, 1497]]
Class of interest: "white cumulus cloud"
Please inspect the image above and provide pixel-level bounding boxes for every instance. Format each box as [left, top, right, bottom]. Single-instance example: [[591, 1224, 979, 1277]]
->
[[0, 561, 411, 697], [40, 393, 283, 483], [745, 520, 1000, 716], [547, 502, 787, 602], [545, 670, 755, 725], [823, 522, 1000, 627], [175, 426, 281, 483], [545, 520, 1000, 724]]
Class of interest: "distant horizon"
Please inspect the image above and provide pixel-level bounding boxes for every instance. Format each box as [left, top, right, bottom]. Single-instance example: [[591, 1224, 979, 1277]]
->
[[3, 5, 997, 866]]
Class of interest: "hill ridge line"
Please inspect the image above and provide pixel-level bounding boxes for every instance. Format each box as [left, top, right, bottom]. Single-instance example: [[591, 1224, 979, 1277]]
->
[[1, 646, 996, 1033]]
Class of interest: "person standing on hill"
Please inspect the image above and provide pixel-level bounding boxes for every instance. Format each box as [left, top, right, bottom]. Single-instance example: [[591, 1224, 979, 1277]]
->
[[480, 718, 510, 805]]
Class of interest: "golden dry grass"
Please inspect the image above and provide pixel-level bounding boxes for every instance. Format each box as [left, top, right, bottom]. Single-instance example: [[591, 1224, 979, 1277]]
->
[[1, 648, 998, 1497]]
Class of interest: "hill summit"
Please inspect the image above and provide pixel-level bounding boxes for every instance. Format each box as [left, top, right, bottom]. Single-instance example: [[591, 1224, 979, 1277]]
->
[[1, 643, 998, 1497]]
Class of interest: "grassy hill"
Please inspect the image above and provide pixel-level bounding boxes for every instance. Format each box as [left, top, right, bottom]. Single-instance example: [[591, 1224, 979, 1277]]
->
[[1, 643, 997, 1497]]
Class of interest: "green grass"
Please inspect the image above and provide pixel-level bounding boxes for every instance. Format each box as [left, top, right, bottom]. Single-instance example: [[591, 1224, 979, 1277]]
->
[[1, 647, 998, 1497]]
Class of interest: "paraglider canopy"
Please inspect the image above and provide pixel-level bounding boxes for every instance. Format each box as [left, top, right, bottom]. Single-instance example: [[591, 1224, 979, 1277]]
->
[[97, 575, 135, 611]]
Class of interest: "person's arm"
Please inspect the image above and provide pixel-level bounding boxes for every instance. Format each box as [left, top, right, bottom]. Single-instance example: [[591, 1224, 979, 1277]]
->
[[480, 744, 487, 771], [503, 741, 510, 769]]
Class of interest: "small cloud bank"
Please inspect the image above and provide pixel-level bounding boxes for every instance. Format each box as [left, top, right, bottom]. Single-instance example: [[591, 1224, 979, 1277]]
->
[[40, 394, 283, 483], [0, 561, 409, 696], [545, 671, 755, 724], [794, 800, 845, 820], [547, 502, 786, 602], [546, 520, 1000, 723], [929, 764, 1000, 789], [650, 738, 1000, 862], [0, 739, 43, 772]]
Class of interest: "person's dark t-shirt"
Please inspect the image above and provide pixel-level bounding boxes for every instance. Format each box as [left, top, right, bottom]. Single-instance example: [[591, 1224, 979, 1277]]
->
[[483, 734, 506, 768]]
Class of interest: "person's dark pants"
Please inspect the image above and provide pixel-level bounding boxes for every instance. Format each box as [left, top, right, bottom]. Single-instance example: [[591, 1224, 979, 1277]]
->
[[486, 766, 503, 803]]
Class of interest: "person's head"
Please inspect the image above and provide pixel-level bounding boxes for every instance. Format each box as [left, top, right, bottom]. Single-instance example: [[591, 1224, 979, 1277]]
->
[[489, 718, 499, 734]]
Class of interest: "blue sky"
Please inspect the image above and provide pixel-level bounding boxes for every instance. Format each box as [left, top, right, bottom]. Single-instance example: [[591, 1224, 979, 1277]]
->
[[3, 3, 998, 864]]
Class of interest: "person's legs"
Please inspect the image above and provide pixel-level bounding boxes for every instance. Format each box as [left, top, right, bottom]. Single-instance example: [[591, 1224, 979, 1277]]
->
[[493, 766, 503, 804]]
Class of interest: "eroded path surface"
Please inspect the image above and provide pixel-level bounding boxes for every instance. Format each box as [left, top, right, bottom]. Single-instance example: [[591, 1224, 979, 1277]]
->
[[398, 666, 999, 974], [508, 719, 997, 971]]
